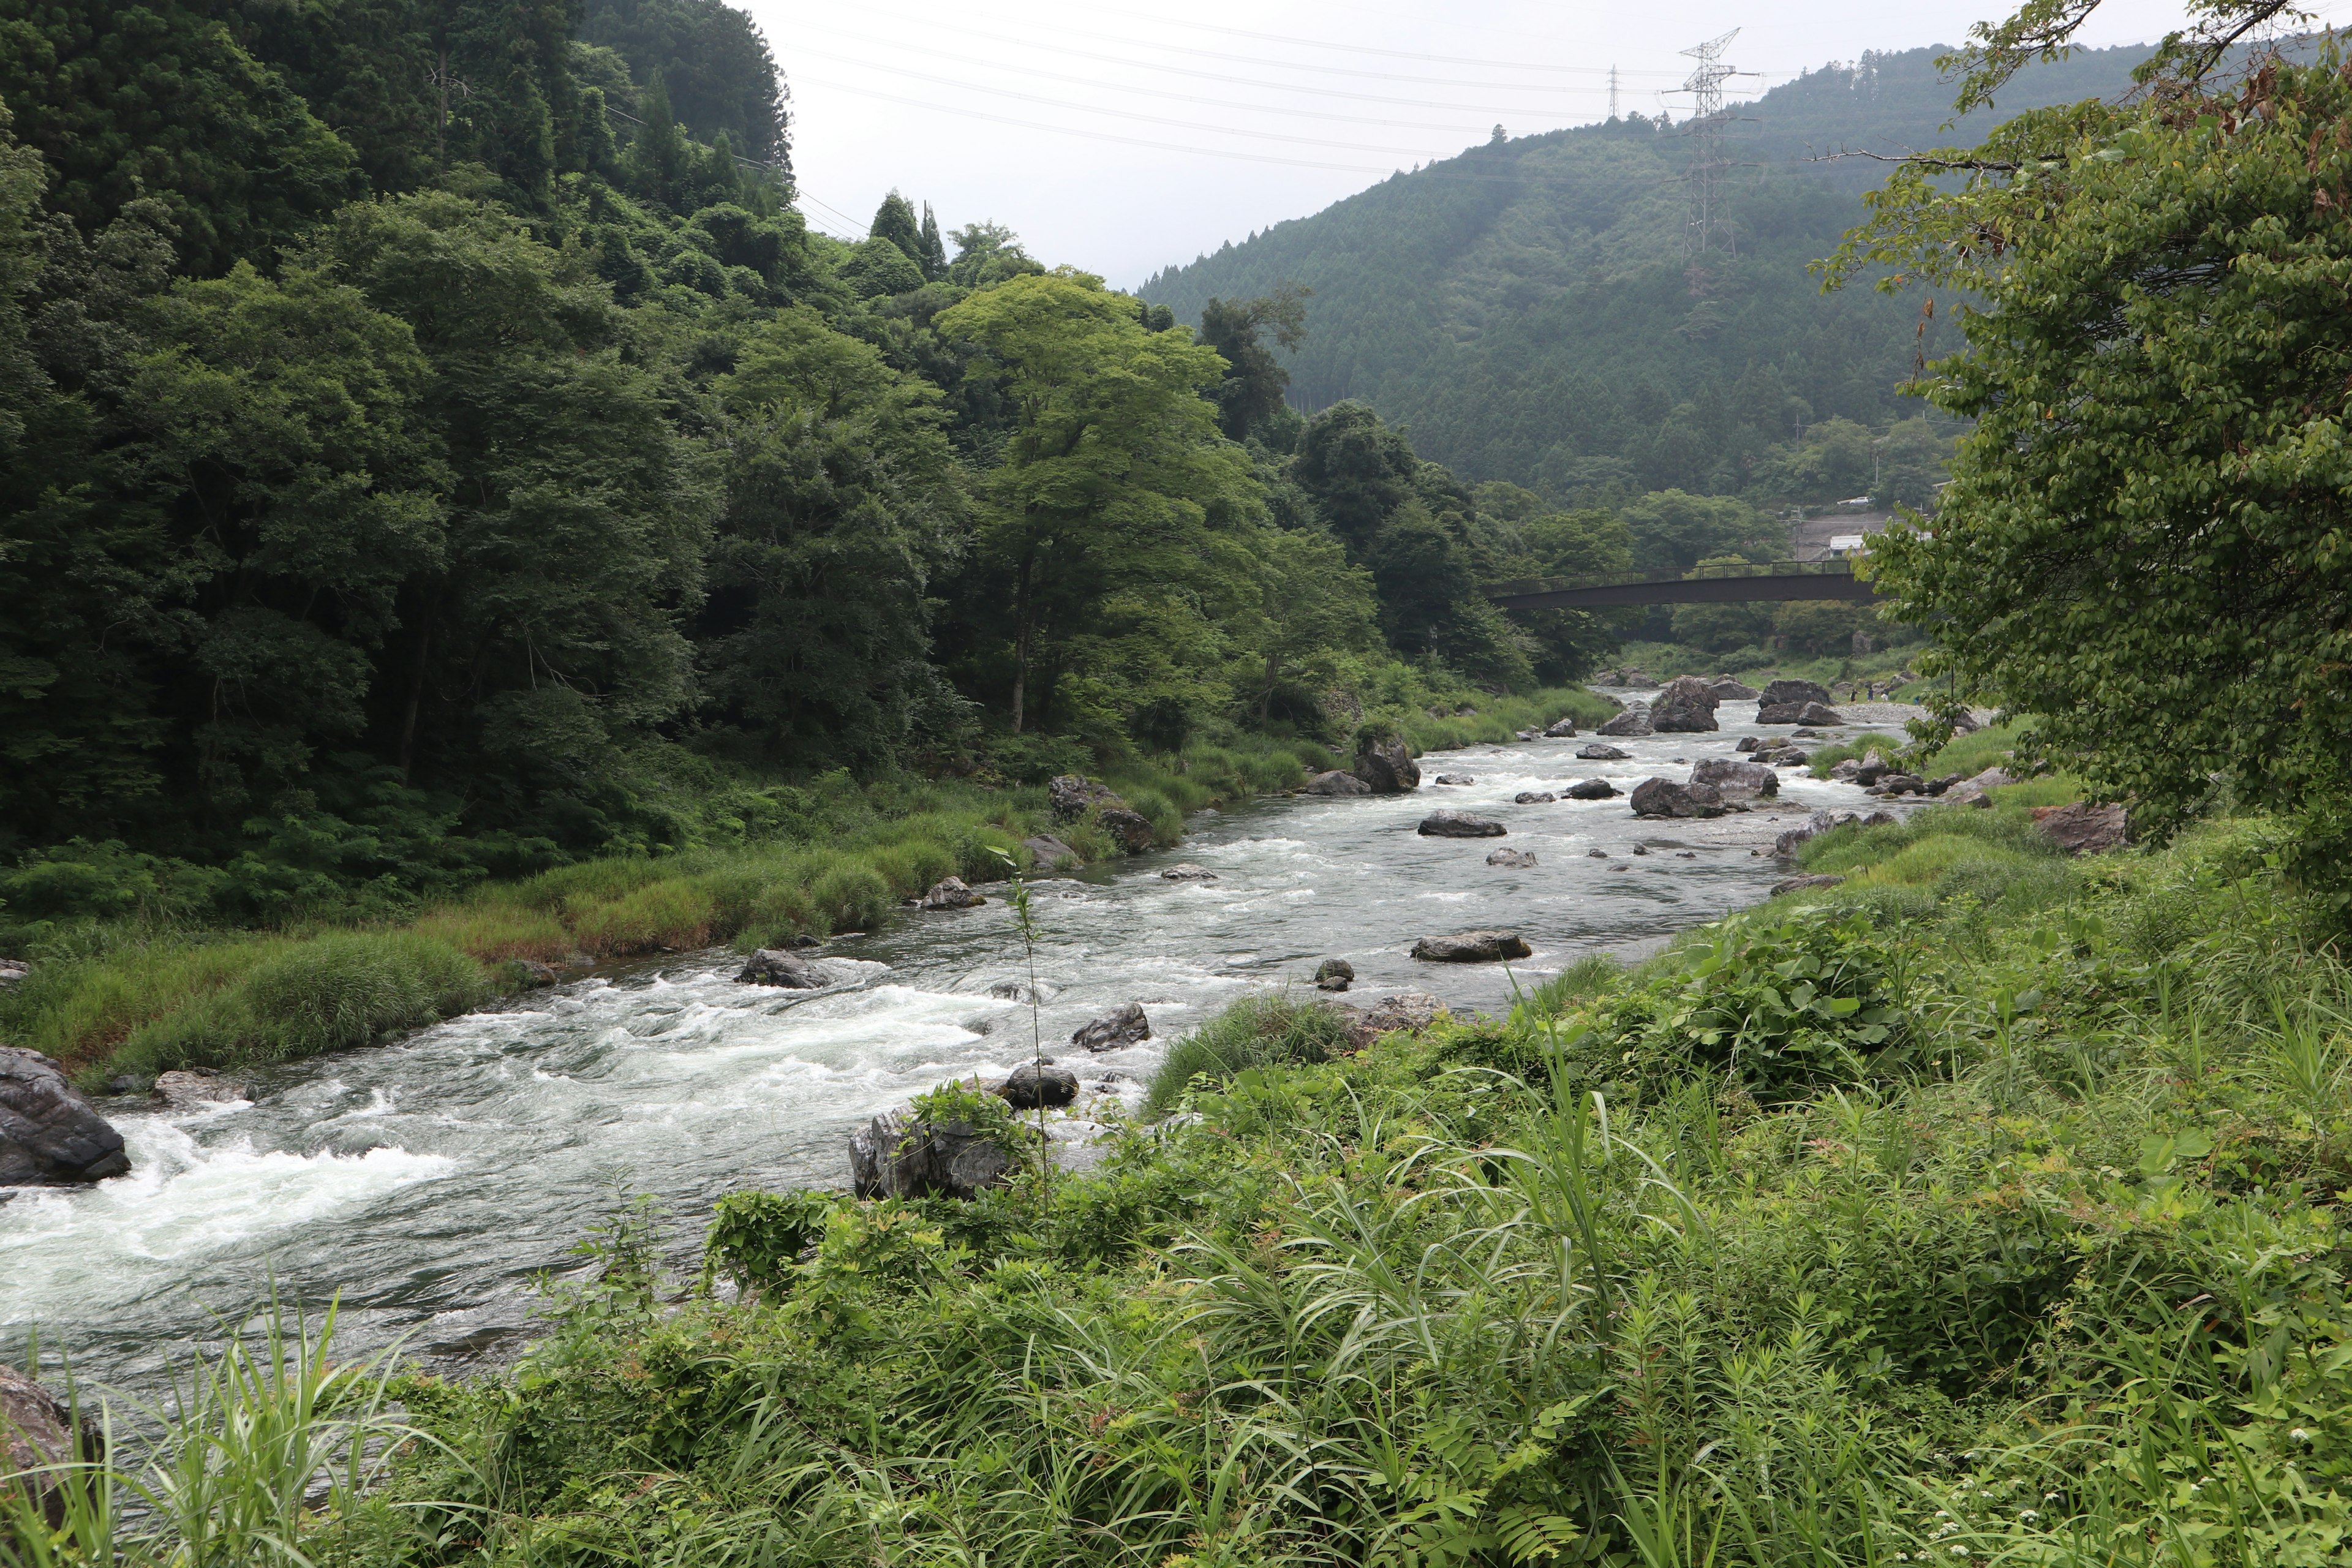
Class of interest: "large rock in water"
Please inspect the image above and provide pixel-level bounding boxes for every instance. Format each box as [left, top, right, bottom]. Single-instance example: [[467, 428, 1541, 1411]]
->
[[1352, 736, 1421, 794], [1759, 678, 1834, 708], [737, 950, 861, 989], [0, 1049, 128, 1187], [1071, 1002, 1151, 1052], [1417, 810, 1506, 838], [1577, 741, 1631, 761], [1412, 930, 1532, 963], [1709, 678, 1760, 700], [1303, 769, 1372, 797], [918, 877, 986, 910], [1565, 778, 1619, 799], [1629, 778, 1727, 818], [2035, 802, 2129, 855], [1596, 702, 1653, 738], [1022, 834, 1080, 870], [1690, 758, 1779, 799], [1757, 701, 1846, 726], [849, 1110, 1016, 1200], [1, 1363, 95, 1528], [1542, 717, 1580, 738], [1649, 676, 1721, 733], [998, 1063, 1079, 1109], [1097, 808, 1157, 854]]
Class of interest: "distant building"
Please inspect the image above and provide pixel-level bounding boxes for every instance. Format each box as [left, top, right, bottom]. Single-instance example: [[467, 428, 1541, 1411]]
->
[[1789, 510, 1893, 562], [1826, 534, 1868, 556]]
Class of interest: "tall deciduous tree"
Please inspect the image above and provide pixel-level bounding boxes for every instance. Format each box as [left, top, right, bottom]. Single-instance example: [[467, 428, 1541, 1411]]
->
[[1196, 282, 1308, 441], [937, 271, 1256, 734]]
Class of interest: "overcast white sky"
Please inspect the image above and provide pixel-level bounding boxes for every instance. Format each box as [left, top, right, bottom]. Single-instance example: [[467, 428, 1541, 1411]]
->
[[742, 1, 2244, 286]]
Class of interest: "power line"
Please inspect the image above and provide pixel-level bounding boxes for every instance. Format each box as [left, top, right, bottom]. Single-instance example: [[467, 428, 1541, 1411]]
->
[[1077, 5, 1689, 76], [792, 47, 1477, 156], [788, 37, 1533, 134]]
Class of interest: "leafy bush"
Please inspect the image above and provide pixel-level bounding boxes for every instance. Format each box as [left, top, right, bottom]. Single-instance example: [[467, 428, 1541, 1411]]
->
[[1145, 992, 1357, 1114], [702, 1189, 836, 1295]]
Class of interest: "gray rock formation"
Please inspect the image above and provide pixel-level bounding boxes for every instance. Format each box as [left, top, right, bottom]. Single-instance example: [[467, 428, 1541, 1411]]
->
[[1, 1363, 94, 1528], [1000, 1063, 1079, 1109], [737, 950, 861, 989], [1411, 930, 1532, 962], [1487, 848, 1537, 868], [1759, 679, 1834, 708], [1161, 864, 1219, 881], [0, 1049, 128, 1187], [918, 877, 987, 910], [849, 1110, 1016, 1200], [1314, 958, 1354, 992], [1047, 774, 1120, 821], [1417, 811, 1506, 838], [1352, 735, 1422, 793], [1690, 758, 1780, 799], [1432, 774, 1476, 786], [1071, 1002, 1152, 1052], [1577, 742, 1631, 761], [1514, 791, 1556, 804], [1629, 778, 1728, 818], [1709, 679, 1760, 700], [1564, 778, 1619, 799], [2035, 802, 2129, 854], [1542, 717, 1580, 737], [1022, 834, 1080, 870], [1303, 770, 1373, 796], [1596, 702, 1653, 738], [153, 1071, 243, 1111], [1097, 807, 1157, 854], [1757, 701, 1846, 726], [1650, 676, 1721, 733]]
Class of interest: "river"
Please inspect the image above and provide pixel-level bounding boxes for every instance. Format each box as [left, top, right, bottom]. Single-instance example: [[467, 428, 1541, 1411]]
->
[[0, 698, 1899, 1394]]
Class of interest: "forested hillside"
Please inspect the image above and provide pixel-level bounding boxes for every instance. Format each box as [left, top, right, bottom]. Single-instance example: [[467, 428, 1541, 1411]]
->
[[1142, 44, 2143, 501], [0, 0, 1641, 927]]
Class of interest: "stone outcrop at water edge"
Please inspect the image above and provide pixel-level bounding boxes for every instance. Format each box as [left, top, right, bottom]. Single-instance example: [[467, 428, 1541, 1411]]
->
[[1756, 700, 1845, 726], [1072, 1002, 1152, 1052], [1, 1363, 96, 1528], [1161, 864, 1218, 881], [1315, 958, 1354, 992], [737, 950, 864, 989], [1759, 679, 1833, 708], [1542, 717, 1580, 737], [1649, 676, 1721, 733], [1411, 930, 1532, 963], [917, 876, 986, 910], [1487, 848, 1537, 867], [1303, 769, 1373, 796], [1596, 701, 1653, 738], [1022, 834, 1080, 870], [0, 1048, 129, 1186], [1000, 1062, 1079, 1109], [850, 1109, 1013, 1200], [2035, 801, 2129, 854], [1352, 735, 1420, 794]]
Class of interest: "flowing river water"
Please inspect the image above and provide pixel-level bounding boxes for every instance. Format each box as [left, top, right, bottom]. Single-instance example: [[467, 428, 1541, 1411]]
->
[[1, 696, 1905, 1396]]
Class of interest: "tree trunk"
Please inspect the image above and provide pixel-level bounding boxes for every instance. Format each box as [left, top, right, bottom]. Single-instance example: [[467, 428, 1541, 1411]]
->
[[1009, 549, 1036, 734]]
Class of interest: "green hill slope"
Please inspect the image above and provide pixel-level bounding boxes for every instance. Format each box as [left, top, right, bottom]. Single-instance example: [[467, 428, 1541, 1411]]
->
[[1141, 44, 2144, 497]]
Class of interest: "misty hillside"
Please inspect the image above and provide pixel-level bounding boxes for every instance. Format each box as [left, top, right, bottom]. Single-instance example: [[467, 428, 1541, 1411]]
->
[[1140, 43, 2146, 496]]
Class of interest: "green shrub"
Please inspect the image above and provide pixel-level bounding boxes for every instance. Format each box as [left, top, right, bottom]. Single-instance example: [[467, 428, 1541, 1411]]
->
[[702, 1189, 836, 1295], [1145, 992, 1357, 1114]]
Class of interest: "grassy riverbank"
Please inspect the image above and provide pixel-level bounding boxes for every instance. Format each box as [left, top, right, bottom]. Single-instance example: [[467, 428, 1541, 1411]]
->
[[0, 688, 1611, 1090], [22, 782, 2348, 1567]]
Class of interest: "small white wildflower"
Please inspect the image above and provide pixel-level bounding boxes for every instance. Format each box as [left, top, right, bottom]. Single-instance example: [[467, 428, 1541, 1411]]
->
[[2044, 1493, 2061, 1502], [2019, 1510, 2040, 1521], [1951, 1547, 1971, 1556], [2291, 1428, 2313, 1443], [1935, 1510, 1951, 1520]]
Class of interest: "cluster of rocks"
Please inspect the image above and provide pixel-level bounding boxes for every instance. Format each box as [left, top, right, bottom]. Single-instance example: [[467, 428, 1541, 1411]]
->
[[1771, 809, 1899, 858], [1752, 679, 1847, 726], [1305, 733, 1420, 797], [1590, 667, 1654, 686], [1733, 736, 1812, 767], [1628, 756, 1780, 820], [1317, 990, 1444, 1050], [1, 1048, 129, 1188], [1049, 775, 1156, 854]]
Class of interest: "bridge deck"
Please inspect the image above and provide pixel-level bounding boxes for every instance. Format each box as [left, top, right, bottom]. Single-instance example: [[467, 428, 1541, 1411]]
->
[[1487, 564, 1877, 611]]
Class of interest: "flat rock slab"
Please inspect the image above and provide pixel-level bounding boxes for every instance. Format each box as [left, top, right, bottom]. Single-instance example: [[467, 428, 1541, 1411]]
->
[[1577, 742, 1630, 760], [1303, 769, 1373, 796], [1418, 810, 1506, 837], [1022, 834, 1081, 870], [1412, 930, 1532, 963], [2036, 801, 2128, 854], [1, 1048, 129, 1186], [1514, 791, 1556, 804], [738, 951, 865, 989]]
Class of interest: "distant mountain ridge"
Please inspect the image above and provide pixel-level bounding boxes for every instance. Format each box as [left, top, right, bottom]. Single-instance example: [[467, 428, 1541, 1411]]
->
[[1141, 43, 2147, 496]]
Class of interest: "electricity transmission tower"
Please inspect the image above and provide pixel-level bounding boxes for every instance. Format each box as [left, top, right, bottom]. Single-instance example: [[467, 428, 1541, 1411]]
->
[[1608, 65, 1619, 120], [1680, 28, 1740, 255]]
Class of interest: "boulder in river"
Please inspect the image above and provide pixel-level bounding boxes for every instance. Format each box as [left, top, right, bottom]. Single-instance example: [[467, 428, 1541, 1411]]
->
[[1412, 930, 1532, 962], [1577, 742, 1631, 761], [1022, 834, 1080, 871], [1649, 676, 1721, 733], [1047, 774, 1121, 822], [1352, 734, 1421, 794], [1773, 809, 1860, 858], [1418, 810, 1506, 838], [1514, 791, 1556, 804], [1072, 1002, 1152, 1052], [1760, 678, 1834, 708], [1709, 678, 1760, 700], [1772, 874, 1848, 897], [999, 1063, 1079, 1109], [1314, 958, 1354, 992], [2034, 801, 2129, 855], [1432, 774, 1476, 786], [1542, 717, 1580, 738], [0, 1048, 129, 1187], [1, 1363, 95, 1528], [1161, 864, 1219, 881], [1872, 773, 1926, 796], [1564, 778, 1619, 800], [1690, 758, 1780, 799], [1596, 702, 1653, 738], [850, 1109, 1015, 1200], [1303, 770, 1373, 797], [153, 1071, 243, 1111], [1757, 701, 1846, 726], [737, 950, 862, 989], [1487, 848, 1537, 868], [1735, 736, 1760, 753], [1097, 807, 1158, 854], [918, 877, 987, 910], [1629, 778, 1727, 819]]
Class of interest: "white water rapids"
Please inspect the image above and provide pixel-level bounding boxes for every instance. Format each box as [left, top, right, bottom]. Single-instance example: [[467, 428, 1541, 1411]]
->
[[1, 699, 1902, 1392]]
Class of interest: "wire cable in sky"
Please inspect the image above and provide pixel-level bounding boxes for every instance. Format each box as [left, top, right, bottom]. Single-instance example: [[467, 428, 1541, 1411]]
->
[[793, 46, 1479, 155], [788, 32, 1550, 132], [1076, 4, 1687, 76]]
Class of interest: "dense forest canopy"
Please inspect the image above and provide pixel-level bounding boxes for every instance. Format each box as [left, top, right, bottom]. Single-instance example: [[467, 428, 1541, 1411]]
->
[[0, 1, 2111, 926], [1141, 43, 2144, 505]]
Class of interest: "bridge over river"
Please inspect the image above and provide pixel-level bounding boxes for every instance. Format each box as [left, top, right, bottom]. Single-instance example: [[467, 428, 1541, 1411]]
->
[[1487, 560, 1879, 611]]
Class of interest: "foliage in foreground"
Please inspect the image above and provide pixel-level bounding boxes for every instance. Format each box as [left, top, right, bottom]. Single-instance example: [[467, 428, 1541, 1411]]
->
[[15, 804, 2342, 1566]]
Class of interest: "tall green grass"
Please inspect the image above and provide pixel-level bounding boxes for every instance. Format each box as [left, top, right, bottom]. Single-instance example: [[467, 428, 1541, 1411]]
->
[[1142, 990, 1358, 1114]]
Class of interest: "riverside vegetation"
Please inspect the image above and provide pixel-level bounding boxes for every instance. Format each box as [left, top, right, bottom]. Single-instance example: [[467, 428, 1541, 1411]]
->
[[12, 773, 2352, 1566]]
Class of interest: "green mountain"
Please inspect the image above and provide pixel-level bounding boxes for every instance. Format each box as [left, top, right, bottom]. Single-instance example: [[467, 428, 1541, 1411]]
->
[[1140, 45, 2146, 500]]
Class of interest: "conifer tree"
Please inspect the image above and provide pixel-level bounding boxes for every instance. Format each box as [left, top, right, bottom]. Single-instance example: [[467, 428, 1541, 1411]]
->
[[869, 189, 922, 263], [917, 201, 946, 281]]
